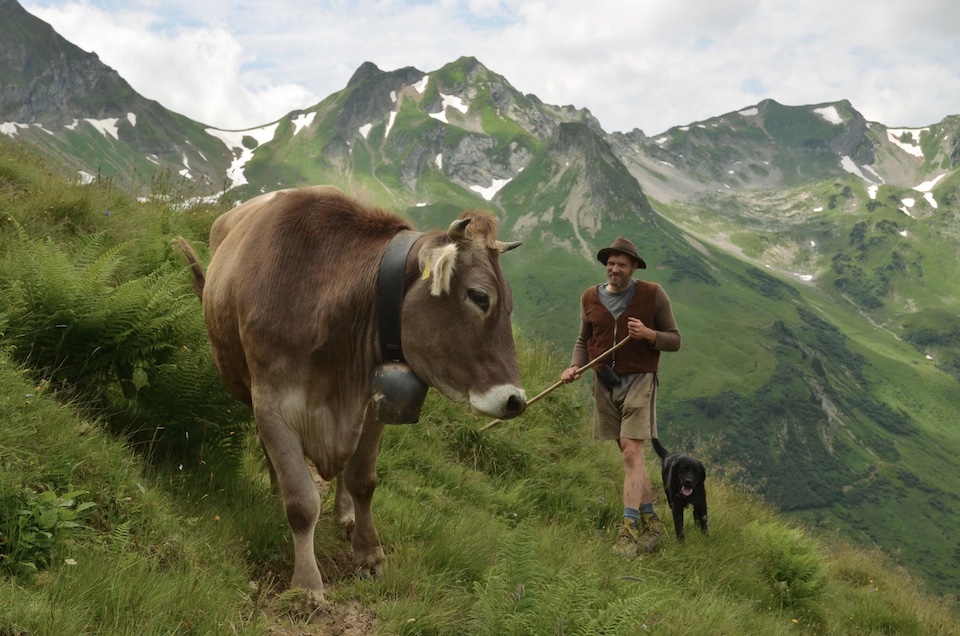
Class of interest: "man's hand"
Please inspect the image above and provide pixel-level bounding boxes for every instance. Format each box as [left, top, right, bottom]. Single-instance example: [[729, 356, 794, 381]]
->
[[627, 317, 656, 344], [561, 366, 582, 383]]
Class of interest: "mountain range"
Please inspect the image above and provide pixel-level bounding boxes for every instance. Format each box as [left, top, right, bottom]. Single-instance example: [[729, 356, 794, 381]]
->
[[3, 0, 960, 595]]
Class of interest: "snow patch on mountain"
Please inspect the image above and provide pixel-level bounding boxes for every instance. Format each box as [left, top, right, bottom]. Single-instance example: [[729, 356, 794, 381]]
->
[[292, 112, 315, 135], [206, 123, 280, 188], [429, 93, 469, 123], [470, 177, 512, 201], [1, 122, 29, 137], [886, 128, 927, 157], [4, 114, 134, 141], [385, 111, 397, 137], [814, 106, 843, 124], [913, 173, 944, 209], [840, 156, 876, 183], [84, 117, 121, 140]]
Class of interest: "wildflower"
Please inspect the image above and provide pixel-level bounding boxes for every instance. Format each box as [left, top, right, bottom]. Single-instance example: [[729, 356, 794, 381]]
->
[[65, 558, 77, 566]]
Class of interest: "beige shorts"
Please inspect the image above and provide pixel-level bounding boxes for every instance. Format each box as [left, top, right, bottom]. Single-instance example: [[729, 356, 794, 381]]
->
[[593, 372, 658, 441]]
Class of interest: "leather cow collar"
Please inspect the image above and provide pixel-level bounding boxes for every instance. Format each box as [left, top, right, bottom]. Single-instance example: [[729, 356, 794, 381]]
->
[[377, 229, 423, 362], [374, 229, 428, 424]]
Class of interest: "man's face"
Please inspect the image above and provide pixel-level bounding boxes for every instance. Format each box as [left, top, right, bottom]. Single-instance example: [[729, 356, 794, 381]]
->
[[605, 253, 638, 291]]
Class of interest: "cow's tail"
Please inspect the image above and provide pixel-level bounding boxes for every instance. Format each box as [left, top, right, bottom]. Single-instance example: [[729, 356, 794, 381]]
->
[[173, 236, 206, 300], [651, 438, 669, 462]]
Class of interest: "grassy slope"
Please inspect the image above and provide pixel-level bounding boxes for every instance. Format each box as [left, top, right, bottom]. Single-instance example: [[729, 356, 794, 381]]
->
[[1, 340, 958, 635], [1, 139, 958, 634]]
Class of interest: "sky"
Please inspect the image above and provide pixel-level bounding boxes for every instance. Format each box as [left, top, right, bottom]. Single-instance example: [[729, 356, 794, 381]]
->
[[20, 0, 960, 135]]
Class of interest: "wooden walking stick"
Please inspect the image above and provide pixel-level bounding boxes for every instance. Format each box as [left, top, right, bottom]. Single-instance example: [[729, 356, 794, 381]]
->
[[481, 335, 632, 432]]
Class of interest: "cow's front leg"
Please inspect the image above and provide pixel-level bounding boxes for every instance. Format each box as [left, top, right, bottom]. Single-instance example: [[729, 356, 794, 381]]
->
[[341, 420, 386, 578], [254, 394, 325, 599]]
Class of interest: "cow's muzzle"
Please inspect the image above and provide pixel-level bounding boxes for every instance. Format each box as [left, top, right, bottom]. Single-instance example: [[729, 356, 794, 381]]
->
[[470, 385, 527, 419]]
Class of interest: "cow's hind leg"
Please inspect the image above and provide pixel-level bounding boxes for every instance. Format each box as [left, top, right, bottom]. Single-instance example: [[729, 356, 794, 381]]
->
[[341, 419, 386, 578], [253, 394, 325, 599], [334, 476, 355, 540]]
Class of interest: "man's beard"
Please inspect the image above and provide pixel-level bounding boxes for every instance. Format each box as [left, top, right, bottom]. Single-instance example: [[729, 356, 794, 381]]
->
[[607, 273, 630, 290]]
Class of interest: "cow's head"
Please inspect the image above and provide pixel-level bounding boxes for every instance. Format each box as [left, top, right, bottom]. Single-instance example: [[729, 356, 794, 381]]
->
[[400, 212, 526, 420]]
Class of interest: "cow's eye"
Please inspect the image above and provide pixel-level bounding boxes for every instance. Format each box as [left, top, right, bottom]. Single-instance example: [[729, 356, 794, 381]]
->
[[467, 288, 490, 312]]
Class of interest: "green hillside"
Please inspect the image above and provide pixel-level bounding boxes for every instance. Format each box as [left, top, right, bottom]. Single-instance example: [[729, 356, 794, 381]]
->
[[2, 139, 958, 634], [505, 174, 960, 594]]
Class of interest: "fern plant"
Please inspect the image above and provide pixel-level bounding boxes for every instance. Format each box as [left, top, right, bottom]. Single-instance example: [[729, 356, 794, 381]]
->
[[0, 230, 247, 468], [467, 522, 661, 635], [748, 520, 827, 609]]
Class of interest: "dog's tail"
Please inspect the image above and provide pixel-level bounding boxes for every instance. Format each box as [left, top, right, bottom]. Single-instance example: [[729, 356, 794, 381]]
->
[[651, 438, 669, 461]]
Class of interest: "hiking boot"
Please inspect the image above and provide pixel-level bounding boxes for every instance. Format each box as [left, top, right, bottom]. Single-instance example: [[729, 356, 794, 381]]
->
[[637, 513, 663, 554], [613, 520, 640, 560]]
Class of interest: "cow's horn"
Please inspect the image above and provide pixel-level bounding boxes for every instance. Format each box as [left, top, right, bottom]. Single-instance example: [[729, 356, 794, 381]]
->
[[497, 240, 522, 253], [447, 217, 472, 242]]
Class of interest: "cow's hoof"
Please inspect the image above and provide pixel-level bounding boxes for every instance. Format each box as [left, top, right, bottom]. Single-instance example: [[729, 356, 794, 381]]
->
[[354, 546, 384, 579], [356, 561, 383, 580], [274, 587, 324, 619]]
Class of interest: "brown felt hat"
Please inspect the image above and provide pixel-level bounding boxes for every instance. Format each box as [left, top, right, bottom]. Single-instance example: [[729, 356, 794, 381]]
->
[[597, 236, 646, 269]]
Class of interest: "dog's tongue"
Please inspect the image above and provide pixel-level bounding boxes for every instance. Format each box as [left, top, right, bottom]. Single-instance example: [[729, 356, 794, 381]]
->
[[681, 486, 693, 497]]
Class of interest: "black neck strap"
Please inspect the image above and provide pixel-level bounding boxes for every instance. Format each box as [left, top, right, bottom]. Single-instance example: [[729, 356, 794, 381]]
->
[[378, 230, 423, 362]]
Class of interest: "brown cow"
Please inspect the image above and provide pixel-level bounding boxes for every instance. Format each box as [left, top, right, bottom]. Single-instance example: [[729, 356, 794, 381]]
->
[[176, 185, 526, 600]]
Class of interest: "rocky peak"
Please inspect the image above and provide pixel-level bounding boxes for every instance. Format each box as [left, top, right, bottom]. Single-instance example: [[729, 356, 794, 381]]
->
[[0, 0, 144, 126]]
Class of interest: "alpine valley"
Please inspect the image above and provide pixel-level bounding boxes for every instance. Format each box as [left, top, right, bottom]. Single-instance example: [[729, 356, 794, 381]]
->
[[4, 0, 960, 596]]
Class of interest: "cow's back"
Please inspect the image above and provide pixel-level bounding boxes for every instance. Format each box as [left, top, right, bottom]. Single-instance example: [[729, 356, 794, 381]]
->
[[202, 186, 412, 406]]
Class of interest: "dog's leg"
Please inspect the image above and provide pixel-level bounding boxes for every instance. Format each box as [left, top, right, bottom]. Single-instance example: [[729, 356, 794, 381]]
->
[[672, 504, 685, 543], [694, 496, 708, 535]]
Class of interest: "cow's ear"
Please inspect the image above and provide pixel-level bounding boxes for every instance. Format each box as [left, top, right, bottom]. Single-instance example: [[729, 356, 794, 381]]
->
[[420, 243, 458, 296]]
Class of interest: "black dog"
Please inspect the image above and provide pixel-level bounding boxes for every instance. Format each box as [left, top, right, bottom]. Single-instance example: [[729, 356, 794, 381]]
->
[[651, 438, 708, 543]]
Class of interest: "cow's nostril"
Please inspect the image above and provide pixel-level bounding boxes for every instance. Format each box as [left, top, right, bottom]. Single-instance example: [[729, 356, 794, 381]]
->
[[505, 394, 526, 417]]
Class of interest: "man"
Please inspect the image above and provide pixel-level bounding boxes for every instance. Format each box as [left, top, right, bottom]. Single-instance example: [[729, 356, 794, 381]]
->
[[560, 236, 681, 558]]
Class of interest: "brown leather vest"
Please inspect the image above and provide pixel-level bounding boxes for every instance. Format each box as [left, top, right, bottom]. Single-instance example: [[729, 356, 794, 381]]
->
[[583, 281, 661, 373]]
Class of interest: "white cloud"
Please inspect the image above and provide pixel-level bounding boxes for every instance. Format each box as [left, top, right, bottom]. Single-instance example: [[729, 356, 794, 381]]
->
[[24, 1, 317, 129], [22, 0, 960, 134]]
